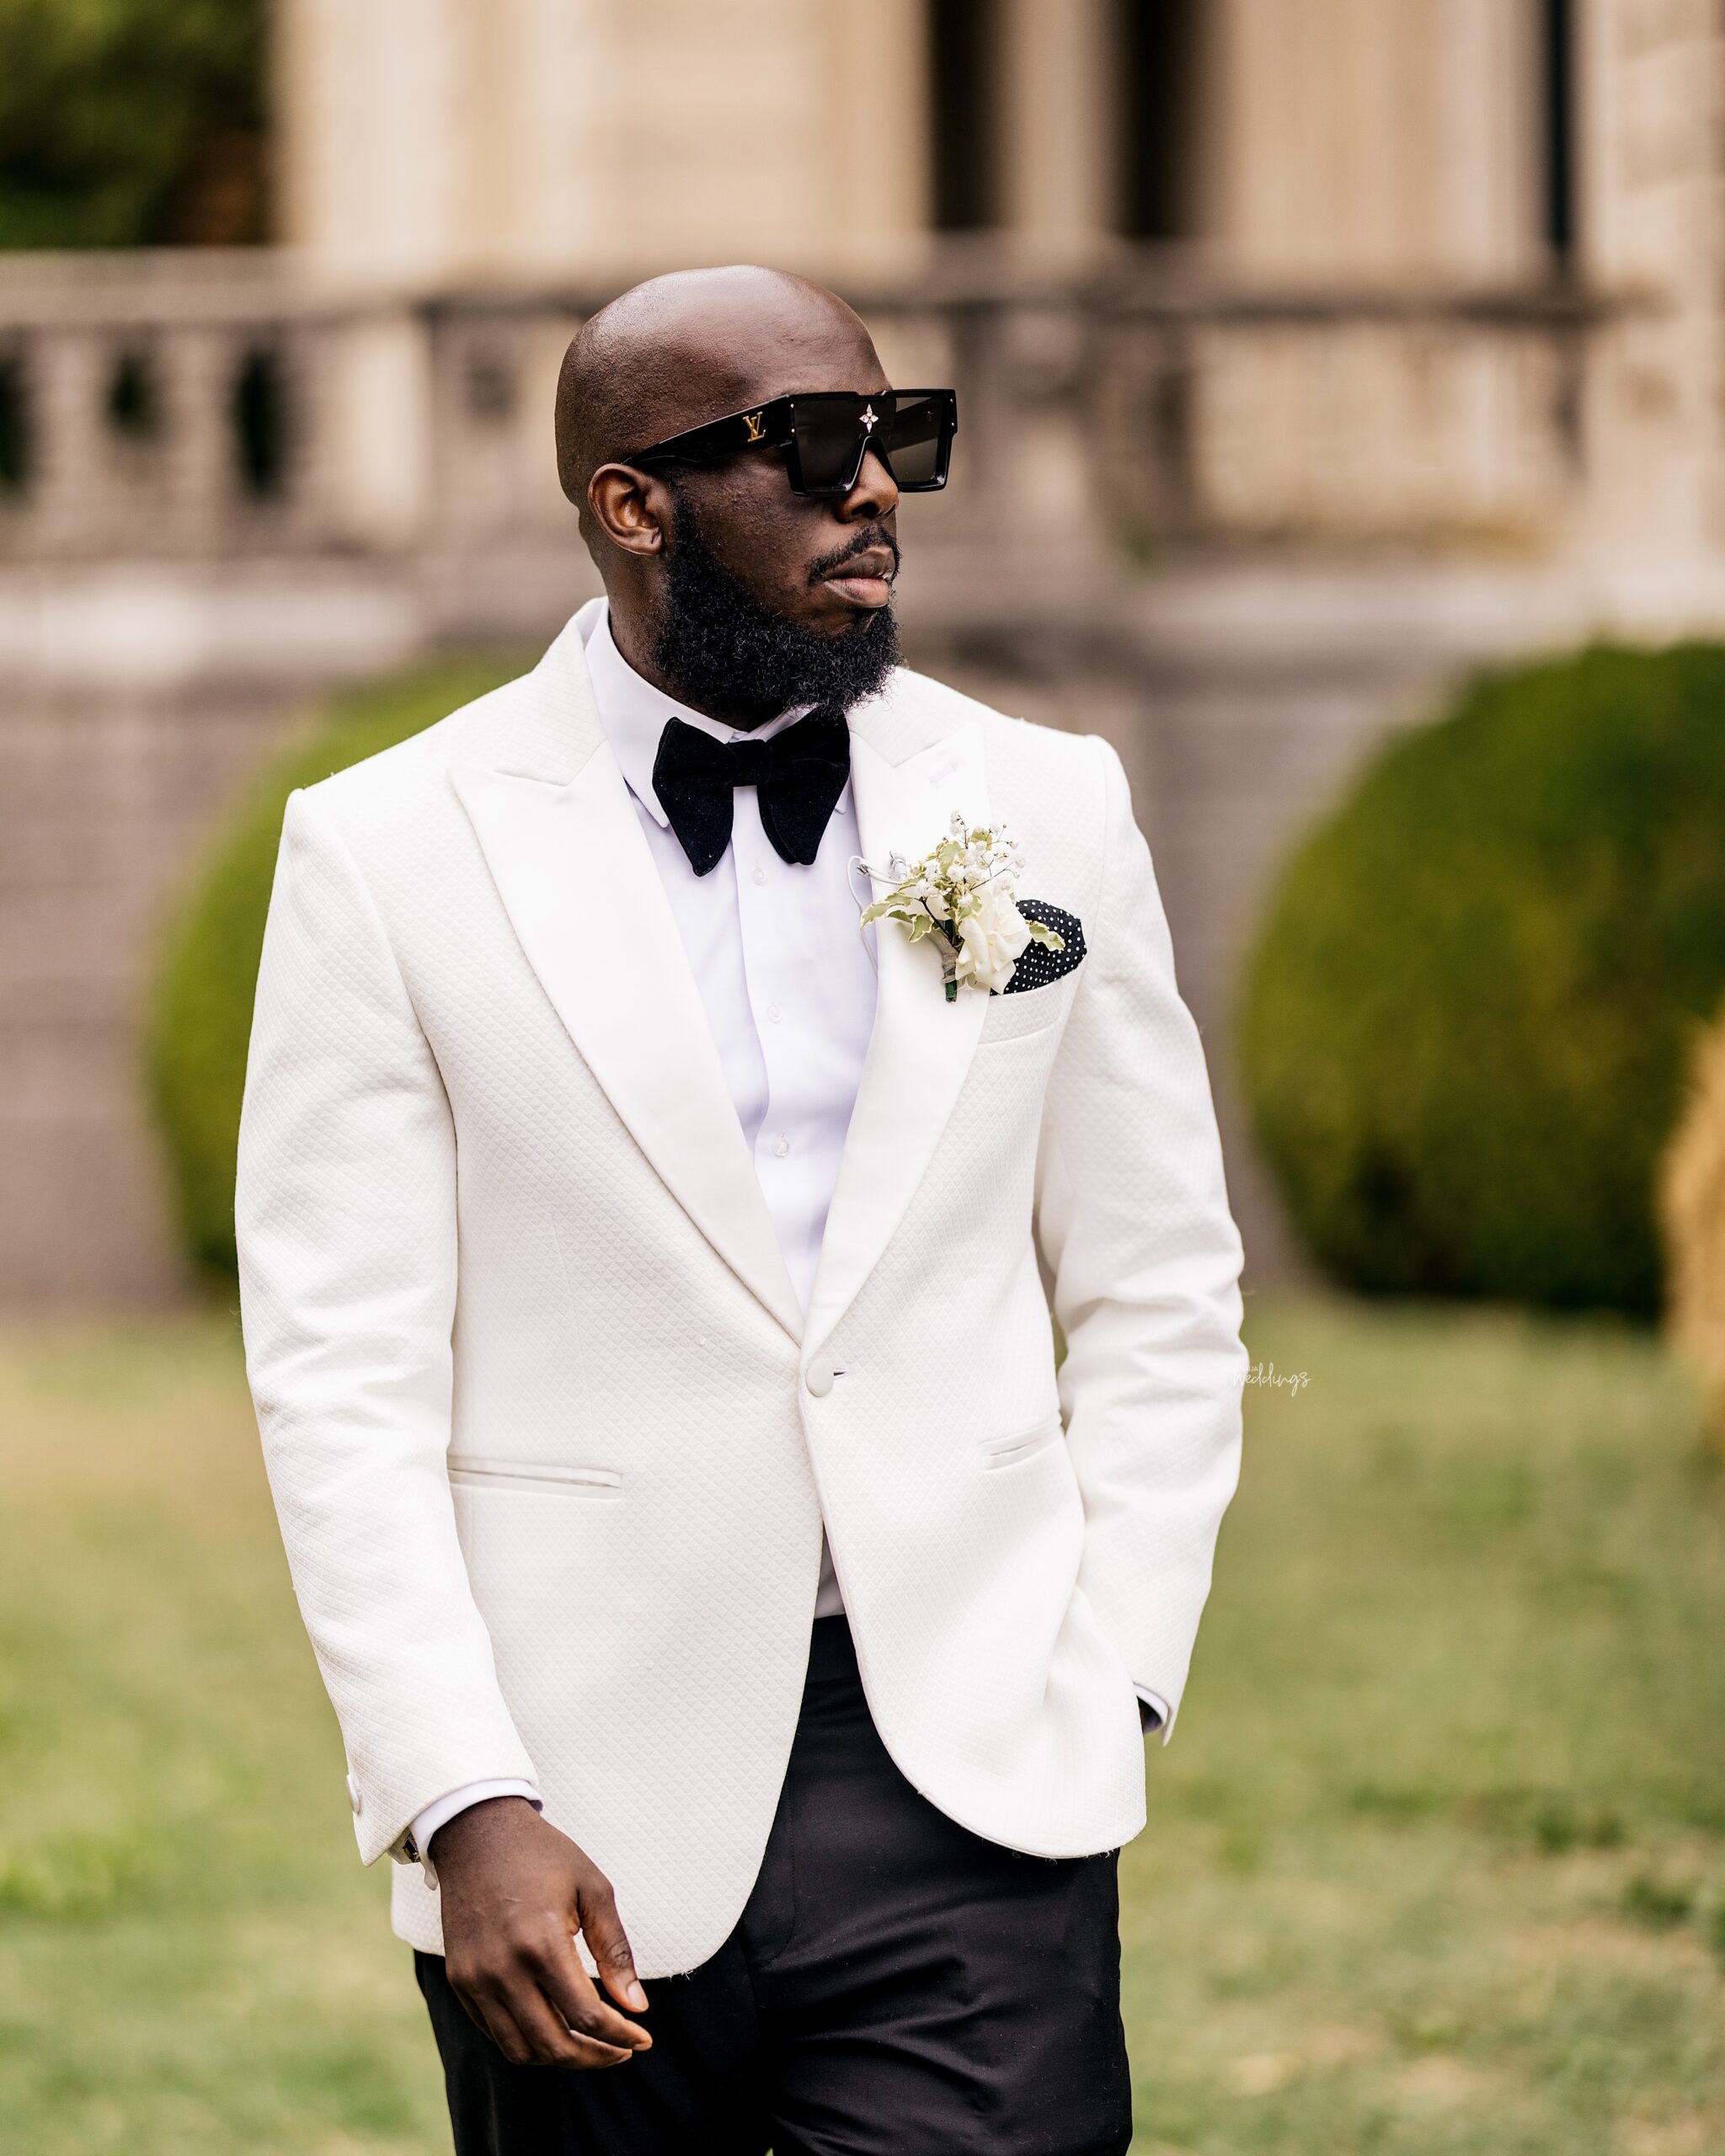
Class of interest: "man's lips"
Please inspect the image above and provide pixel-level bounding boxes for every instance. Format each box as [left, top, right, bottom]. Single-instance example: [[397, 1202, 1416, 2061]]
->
[[819, 547, 896, 609]]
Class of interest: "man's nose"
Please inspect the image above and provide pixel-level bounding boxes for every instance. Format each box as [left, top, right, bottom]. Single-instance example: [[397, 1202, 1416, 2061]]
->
[[840, 442, 899, 521]]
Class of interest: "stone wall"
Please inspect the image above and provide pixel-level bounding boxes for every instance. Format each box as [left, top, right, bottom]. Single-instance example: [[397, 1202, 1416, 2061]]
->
[[3, 672, 299, 1307]]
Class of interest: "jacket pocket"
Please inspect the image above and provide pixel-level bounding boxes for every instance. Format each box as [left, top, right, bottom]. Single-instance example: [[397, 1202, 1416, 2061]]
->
[[978, 983, 1071, 1045], [447, 1455, 623, 1499], [978, 1414, 1065, 1470]]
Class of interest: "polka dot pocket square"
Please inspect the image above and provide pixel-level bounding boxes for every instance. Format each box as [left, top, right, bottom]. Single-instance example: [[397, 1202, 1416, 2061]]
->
[[1001, 902, 1087, 995]]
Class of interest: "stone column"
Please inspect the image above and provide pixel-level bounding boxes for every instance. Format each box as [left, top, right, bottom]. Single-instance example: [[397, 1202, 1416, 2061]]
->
[[275, 0, 467, 280], [1576, 0, 1725, 593], [158, 326, 239, 541], [494, 0, 604, 280], [997, 0, 1116, 259], [814, 0, 932, 270], [317, 310, 434, 551], [1208, 0, 1546, 280], [29, 329, 113, 553]]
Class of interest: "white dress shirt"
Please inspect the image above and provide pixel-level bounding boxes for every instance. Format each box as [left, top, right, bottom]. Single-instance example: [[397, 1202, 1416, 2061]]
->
[[585, 608, 882, 1321], [409, 604, 1164, 1865]]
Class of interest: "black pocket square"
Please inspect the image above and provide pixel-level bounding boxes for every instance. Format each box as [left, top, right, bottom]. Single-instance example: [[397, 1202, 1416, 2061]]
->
[[1001, 902, 1086, 995]]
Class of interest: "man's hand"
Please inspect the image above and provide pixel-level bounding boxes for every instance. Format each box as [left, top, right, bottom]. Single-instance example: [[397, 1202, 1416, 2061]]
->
[[431, 1796, 653, 2069]]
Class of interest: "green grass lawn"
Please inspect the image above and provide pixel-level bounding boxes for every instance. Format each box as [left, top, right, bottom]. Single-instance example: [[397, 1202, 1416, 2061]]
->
[[1, 1298, 1722, 2154]]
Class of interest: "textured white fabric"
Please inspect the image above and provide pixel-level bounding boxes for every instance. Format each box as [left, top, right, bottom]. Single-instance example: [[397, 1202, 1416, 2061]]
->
[[236, 599, 1247, 1976]]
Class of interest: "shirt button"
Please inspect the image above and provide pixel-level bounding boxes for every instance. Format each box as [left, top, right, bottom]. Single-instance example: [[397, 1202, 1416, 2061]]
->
[[766, 1004, 782, 1023], [751, 864, 767, 885], [804, 1356, 836, 1398], [772, 1134, 791, 1157], [346, 1773, 363, 1816]]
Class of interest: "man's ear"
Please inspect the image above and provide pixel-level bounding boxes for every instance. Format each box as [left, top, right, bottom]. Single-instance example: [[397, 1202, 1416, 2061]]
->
[[588, 464, 672, 558]]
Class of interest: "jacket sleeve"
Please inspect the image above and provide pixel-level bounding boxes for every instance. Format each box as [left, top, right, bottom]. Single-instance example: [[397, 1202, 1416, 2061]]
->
[[1033, 735, 1248, 1739], [236, 786, 537, 1863]]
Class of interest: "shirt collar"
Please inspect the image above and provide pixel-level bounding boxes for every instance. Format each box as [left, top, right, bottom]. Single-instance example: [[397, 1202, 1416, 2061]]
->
[[581, 603, 814, 829]]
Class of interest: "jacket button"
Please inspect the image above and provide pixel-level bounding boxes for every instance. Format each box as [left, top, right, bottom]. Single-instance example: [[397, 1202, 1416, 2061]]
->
[[804, 1356, 836, 1399], [346, 1773, 363, 1816]]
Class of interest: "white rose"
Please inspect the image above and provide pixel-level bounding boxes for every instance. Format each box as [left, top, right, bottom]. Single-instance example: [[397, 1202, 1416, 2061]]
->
[[953, 884, 1032, 994]]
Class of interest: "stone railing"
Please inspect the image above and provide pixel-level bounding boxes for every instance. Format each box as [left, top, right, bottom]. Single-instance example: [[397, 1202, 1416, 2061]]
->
[[0, 248, 1619, 568]]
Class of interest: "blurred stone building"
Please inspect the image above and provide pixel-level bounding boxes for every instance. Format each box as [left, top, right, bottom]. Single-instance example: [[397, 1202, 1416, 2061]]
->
[[5, 0, 1725, 1304]]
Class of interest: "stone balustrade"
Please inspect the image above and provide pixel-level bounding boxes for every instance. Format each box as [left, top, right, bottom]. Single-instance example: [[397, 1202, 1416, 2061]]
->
[[0, 248, 1620, 570]]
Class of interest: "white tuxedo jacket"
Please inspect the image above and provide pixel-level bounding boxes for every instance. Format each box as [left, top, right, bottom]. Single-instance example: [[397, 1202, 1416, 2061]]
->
[[236, 611, 1247, 1974]]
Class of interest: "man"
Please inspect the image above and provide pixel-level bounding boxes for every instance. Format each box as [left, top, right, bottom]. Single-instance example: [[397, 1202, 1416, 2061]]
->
[[237, 265, 1247, 2155]]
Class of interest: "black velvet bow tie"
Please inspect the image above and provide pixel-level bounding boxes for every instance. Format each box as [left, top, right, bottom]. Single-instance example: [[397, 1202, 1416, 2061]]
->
[[651, 707, 852, 877]]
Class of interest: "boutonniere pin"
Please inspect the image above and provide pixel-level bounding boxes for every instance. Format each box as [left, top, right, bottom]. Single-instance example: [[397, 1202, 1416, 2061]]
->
[[858, 811, 1065, 1001]]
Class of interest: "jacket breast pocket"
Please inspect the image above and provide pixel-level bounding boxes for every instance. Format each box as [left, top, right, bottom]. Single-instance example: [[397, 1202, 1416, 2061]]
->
[[447, 1455, 623, 1501], [978, 974, 1077, 1046]]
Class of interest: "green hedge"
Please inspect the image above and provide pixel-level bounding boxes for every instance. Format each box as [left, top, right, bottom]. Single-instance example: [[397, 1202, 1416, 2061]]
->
[[0, 0, 266, 248], [1238, 643, 1725, 1316], [147, 654, 528, 1282]]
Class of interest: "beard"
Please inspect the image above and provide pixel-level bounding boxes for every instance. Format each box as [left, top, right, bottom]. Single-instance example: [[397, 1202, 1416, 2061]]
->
[[650, 494, 900, 727]]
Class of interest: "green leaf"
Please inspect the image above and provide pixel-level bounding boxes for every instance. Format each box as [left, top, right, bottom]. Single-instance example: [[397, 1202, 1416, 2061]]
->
[[861, 896, 918, 925]]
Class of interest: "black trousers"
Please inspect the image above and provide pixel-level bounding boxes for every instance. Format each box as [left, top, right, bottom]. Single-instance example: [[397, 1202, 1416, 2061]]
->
[[418, 1617, 1134, 2155]]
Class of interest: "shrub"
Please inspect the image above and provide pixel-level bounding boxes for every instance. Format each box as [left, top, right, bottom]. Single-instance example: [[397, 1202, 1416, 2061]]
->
[[1238, 643, 1725, 1316], [147, 654, 528, 1282]]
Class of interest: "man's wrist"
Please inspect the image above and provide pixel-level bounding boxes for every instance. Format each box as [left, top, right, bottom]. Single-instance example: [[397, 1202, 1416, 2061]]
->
[[428, 1790, 542, 1863], [410, 1780, 543, 1875]]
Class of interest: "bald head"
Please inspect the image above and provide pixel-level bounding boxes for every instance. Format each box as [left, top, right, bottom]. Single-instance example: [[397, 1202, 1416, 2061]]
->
[[555, 266, 881, 522]]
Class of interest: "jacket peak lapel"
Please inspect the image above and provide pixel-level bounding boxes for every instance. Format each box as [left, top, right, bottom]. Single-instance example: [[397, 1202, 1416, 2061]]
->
[[803, 718, 991, 1358], [452, 744, 804, 1343]]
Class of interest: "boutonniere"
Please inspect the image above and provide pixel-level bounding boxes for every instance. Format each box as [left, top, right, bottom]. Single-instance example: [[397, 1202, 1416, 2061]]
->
[[858, 812, 1065, 1001]]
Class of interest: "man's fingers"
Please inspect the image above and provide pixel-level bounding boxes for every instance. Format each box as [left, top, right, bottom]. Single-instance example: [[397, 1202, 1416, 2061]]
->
[[460, 1979, 537, 2068], [508, 1981, 635, 2069], [462, 1967, 634, 2070], [451, 1978, 495, 2045], [579, 1883, 650, 2015], [537, 1936, 652, 2055]]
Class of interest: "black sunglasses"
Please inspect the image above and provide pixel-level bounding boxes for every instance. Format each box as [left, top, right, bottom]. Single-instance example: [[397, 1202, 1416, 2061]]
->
[[627, 388, 958, 496]]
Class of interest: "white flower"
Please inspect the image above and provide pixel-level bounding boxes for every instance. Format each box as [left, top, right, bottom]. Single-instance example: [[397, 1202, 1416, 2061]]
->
[[954, 880, 1032, 993], [856, 812, 1064, 1003]]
